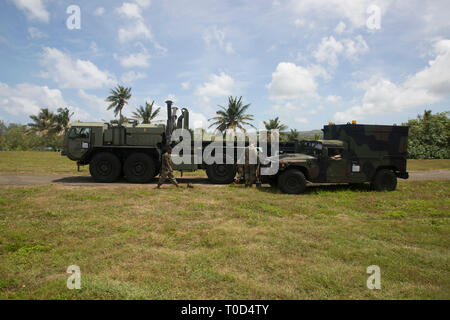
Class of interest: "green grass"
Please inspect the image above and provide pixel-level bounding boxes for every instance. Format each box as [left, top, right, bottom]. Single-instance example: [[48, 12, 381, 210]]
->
[[408, 159, 450, 171], [0, 151, 205, 177], [0, 181, 449, 299]]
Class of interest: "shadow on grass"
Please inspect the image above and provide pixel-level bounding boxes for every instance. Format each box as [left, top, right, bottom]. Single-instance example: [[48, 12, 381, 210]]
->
[[256, 183, 372, 194]]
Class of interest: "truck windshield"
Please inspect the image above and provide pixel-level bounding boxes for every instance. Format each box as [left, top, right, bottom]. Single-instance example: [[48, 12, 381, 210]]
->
[[299, 141, 322, 156], [69, 127, 91, 139]]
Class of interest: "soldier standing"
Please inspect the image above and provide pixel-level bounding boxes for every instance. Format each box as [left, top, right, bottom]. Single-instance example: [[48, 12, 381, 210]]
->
[[156, 146, 179, 188], [244, 143, 259, 187]]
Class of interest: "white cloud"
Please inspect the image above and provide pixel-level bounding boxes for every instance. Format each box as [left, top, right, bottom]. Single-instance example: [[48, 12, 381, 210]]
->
[[135, 0, 151, 8], [291, 0, 391, 30], [313, 35, 368, 68], [181, 81, 190, 90], [267, 62, 318, 101], [40, 47, 116, 89], [115, 50, 150, 68], [195, 72, 235, 102], [334, 21, 346, 34], [11, 0, 49, 23], [334, 39, 450, 122], [190, 110, 208, 129], [118, 20, 152, 43], [94, 7, 105, 16], [203, 26, 234, 54], [78, 89, 111, 121], [0, 82, 65, 117], [121, 71, 146, 84], [313, 36, 344, 68], [116, 2, 142, 19], [326, 95, 341, 103], [28, 27, 46, 39]]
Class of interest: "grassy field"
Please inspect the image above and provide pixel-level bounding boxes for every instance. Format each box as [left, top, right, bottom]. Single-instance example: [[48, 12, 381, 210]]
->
[[407, 159, 450, 171], [0, 151, 449, 299], [0, 181, 449, 299]]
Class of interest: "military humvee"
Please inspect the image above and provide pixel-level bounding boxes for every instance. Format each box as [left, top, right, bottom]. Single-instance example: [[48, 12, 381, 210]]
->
[[264, 123, 409, 194]]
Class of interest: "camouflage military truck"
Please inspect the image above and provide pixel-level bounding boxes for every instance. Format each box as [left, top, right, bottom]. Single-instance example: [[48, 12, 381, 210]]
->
[[62, 101, 243, 184], [264, 123, 409, 194]]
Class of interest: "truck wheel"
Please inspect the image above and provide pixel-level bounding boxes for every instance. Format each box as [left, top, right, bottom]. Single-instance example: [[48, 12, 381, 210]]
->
[[371, 169, 397, 191], [206, 164, 236, 184], [278, 169, 307, 194], [89, 152, 121, 183], [123, 153, 155, 183]]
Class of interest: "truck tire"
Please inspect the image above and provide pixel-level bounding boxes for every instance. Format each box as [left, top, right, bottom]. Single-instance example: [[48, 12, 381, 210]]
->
[[206, 164, 236, 184], [89, 152, 122, 183], [371, 169, 397, 191], [123, 153, 155, 183], [278, 169, 307, 194]]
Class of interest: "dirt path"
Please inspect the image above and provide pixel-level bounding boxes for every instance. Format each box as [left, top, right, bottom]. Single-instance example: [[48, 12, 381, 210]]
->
[[0, 170, 449, 187]]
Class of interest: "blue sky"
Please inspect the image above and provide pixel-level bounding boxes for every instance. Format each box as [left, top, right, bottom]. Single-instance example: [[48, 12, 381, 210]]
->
[[0, 0, 449, 131]]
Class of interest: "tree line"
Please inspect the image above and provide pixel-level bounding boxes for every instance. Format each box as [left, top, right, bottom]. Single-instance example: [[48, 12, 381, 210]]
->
[[0, 85, 448, 158]]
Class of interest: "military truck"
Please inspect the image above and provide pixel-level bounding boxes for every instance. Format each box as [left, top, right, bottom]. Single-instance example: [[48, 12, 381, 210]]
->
[[263, 123, 409, 194], [62, 101, 254, 184]]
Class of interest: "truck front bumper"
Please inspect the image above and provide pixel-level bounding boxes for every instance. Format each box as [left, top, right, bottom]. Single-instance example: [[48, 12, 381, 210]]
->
[[397, 171, 409, 179]]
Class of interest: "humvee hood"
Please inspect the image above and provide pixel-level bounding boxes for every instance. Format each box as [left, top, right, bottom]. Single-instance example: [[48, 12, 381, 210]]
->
[[279, 153, 316, 161]]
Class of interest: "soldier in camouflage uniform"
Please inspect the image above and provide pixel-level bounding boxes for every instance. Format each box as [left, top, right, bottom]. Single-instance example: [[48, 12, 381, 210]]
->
[[156, 146, 179, 188], [244, 143, 259, 187]]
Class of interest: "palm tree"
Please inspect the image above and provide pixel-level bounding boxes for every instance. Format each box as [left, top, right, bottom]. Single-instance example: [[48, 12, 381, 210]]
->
[[27, 108, 57, 149], [54, 107, 74, 135], [287, 129, 301, 142], [263, 117, 288, 131], [106, 85, 132, 123], [208, 96, 255, 133], [132, 101, 160, 124]]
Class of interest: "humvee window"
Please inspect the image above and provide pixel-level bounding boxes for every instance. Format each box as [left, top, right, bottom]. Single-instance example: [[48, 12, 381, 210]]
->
[[69, 127, 91, 139], [300, 141, 322, 156], [328, 148, 343, 160]]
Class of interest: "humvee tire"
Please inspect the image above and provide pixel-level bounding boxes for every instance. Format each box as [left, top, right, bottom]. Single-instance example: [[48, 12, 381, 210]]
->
[[278, 169, 307, 194], [371, 169, 397, 191], [89, 152, 122, 183], [206, 164, 236, 184], [124, 153, 155, 183]]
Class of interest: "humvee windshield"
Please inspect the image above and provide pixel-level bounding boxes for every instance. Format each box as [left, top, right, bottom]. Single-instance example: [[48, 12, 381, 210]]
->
[[299, 141, 322, 157]]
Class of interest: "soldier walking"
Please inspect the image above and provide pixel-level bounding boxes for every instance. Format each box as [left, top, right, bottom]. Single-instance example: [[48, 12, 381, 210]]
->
[[156, 146, 179, 188]]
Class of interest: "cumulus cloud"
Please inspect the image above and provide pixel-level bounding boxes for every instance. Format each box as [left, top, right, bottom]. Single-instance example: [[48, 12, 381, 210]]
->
[[195, 72, 235, 102], [121, 71, 146, 84], [116, 2, 143, 20], [11, 0, 49, 23], [40, 47, 116, 89], [181, 81, 190, 90], [267, 62, 319, 101], [203, 26, 234, 54], [334, 39, 450, 122], [0, 82, 65, 117], [313, 35, 368, 68], [334, 21, 346, 34], [118, 20, 152, 43], [115, 50, 150, 68]]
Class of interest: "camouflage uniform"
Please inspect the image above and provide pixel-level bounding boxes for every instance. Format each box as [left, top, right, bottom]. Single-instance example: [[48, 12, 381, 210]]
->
[[244, 145, 259, 187], [157, 152, 179, 187]]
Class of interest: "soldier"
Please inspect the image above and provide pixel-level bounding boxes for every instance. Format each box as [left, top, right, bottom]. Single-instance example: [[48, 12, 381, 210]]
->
[[156, 146, 179, 189], [244, 143, 259, 187]]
